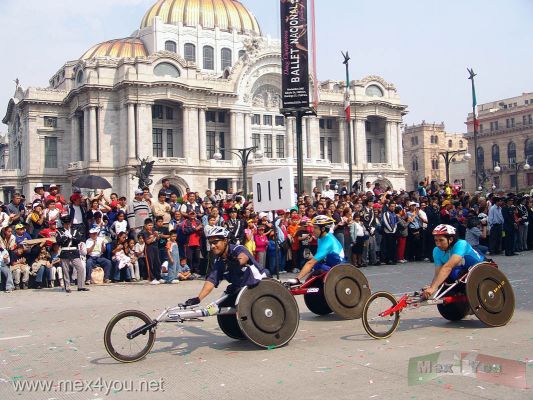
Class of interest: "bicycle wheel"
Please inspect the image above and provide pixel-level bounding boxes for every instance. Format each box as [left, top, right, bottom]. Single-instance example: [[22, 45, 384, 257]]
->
[[104, 310, 156, 363], [362, 292, 400, 339]]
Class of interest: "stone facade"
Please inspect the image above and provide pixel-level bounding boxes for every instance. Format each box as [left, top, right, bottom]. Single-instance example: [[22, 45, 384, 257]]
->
[[1, 0, 407, 201], [466, 92, 533, 192], [403, 122, 469, 190]]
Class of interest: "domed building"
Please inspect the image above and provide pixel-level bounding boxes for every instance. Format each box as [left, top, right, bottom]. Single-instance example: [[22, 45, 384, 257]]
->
[[1, 0, 407, 200]]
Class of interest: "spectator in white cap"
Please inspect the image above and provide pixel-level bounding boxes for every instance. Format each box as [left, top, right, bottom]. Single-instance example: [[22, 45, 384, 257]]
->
[[85, 226, 112, 284], [32, 183, 49, 203], [47, 184, 67, 206]]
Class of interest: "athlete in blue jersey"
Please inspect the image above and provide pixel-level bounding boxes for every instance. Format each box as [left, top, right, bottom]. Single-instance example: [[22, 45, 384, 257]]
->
[[287, 215, 346, 286], [423, 224, 485, 299]]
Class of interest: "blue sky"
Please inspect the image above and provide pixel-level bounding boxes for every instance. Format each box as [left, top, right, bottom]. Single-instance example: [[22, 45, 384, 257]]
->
[[1, 0, 532, 132]]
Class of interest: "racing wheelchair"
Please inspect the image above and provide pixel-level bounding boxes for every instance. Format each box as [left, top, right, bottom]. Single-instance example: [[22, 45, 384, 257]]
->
[[104, 280, 299, 362], [288, 264, 371, 319], [361, 261, 515, 339]]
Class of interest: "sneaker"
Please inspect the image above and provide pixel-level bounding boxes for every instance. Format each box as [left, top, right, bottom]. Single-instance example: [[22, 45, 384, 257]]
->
[[285, 278, 301, 286], [104, 279, 112, 284], [85, 280, 91, 285], [279, 270, 287, 274], [159, 279, 166, 284], [291, 268, 301, 273], [150, 279, 161, 285], [171, 279, 180, 284], [399, 259, 407, 264]]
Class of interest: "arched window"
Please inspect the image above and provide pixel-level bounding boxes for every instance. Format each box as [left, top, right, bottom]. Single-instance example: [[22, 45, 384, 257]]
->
[[365, 85, 384, 97], [525, 139, 533, 165], [434, 136, 438, 145], [477, 146, 485, 170], [459, 140, 464, 148], [448, 139, 453, 148], [76, 70, 84, 84], [508, 142, 516, 166], [154, 62, 180, 78], [165, 40, 176, 53], [203, 46, 214, 70], [221, 48, 232, 70], [184, 43, 196, 62], [492, 144, 500, 168]]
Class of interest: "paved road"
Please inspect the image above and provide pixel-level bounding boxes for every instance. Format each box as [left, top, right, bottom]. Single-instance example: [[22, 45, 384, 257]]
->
[[0, 252, 531, 400]]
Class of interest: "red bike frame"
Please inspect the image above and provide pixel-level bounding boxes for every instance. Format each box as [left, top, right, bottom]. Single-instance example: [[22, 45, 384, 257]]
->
[[289, 271, 328, 295]]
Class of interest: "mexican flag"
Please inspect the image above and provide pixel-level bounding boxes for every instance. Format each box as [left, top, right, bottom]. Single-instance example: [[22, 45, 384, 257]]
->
[[471, 76, 480, 131], [344, 73, 351, 122]]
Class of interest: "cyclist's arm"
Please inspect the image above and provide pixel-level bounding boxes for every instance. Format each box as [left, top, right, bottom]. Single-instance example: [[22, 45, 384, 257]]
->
[[197, 281, 215, 301], [428, 254, 463, 292]]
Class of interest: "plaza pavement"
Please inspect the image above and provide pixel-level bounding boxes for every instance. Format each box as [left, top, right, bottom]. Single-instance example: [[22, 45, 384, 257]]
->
[[0, 252, 531, 400]]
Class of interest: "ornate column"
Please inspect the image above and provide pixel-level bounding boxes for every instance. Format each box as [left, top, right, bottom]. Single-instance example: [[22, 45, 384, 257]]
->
[[182, 107, 190, 160], [127, 103, 136, 161], [189, 107, 199, 162], [88, 106, 97, 162], [198, 108, 207, 161], [338, 118, 346, 164], [286, 116, 295, 160], [396, 122, 404, 168], [236, 112, 245, 149], [137, 103, 153, 159], [83, 108, 90, 162], [355, 119, 367, 168], [230, 111, 237, 160], [309, 117, 320, 160], [208, 178, 217, 190], [70, 115, 79, 162], [244, 113, 252, 148], [302, 117, 308, 158]]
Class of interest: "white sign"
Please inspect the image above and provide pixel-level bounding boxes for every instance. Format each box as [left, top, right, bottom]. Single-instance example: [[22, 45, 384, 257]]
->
[[252, 167, 295, 212]]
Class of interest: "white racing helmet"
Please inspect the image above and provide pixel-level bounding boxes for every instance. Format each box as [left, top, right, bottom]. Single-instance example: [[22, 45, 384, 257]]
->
[[206, 225, 229, 239], [432, 224, 456, 236]]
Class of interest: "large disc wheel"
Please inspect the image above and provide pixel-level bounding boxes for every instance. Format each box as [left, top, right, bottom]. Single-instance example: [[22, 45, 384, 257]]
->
[[466, 263, 515, 327], [217, 295, 246, 340], [362, 292, 401, 339], [104, 310, 156, 363], [236, 280, 299, 348], [323, 264, 371, 319], [303, 277, 332, 315]]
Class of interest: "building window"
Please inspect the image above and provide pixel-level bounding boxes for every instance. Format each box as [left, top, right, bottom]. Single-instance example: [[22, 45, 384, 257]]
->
[[459, 140, 464, 148], [44, 137, 58, 168], [167, 129, 174, 157], [252, 114, 261, 125], [511, 117, 515, 127], [448, 139, 453, 148], [319, 119, 325, 129], [275, 116, 285, 126], [218, 112, 225, 123], [152, 105, 163, 119], [165, 40, 177, 53], [238, 50, 245, 58], [263, 115, 272, 126], [221, 48, 232, 70], [184, 43, 196, 62], [264, 134, 272, 158], [154, 62, 180, 78], [529, 115, 532, 124], [490, 122, 494, 132], [523, 115, 527, 126], [415, 136, 418, 145], [366, 139, 372, 163], [206, 111, 217, 122], [152, 128, 163, 157], [203, 46, 214, 70], [252, 133, 260, 149], [434, 136, 438, 144], [76, 70, 84, 84], [207, 131, 216, 159], [495, 121, 499, 130], [327, 137, 333, 161], [365, 85, 384, 97], [525, 139, 533, 165], [276, 135, 285, 158], [431, 159, 439, 170], [326, 119, 333, 129], [320, 137, 325, 159], [492, 144, 500, 168], [506, 119, 510, 128], [412, 158, 419, 171], [166, 107, 173, 120], [44, 117, 57, 128], [477, 146, 485, 170], [508, 142, 516, 166], [510, 174, 517, 189], [480, 123, 484, 133]]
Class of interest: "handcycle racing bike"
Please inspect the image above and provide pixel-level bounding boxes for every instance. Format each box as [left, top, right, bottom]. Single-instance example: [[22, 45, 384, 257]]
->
[[104, 279, 299, 362], [361, 261, 515, 339]]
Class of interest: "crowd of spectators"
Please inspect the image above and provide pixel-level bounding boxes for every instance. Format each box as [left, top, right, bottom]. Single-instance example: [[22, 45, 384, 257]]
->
[[1, 177, 532, 293]]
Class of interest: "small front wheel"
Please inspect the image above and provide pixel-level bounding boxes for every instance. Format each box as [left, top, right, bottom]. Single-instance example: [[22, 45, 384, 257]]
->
[[104, 310, 156, 363], [362, 292, 400, 339]]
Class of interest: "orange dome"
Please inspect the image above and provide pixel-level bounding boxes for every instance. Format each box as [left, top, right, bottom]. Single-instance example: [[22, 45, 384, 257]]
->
[[140, 0, 261, 35], [80, 37, 148, 60]]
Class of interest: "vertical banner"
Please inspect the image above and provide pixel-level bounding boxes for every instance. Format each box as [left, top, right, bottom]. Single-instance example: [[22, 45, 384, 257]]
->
[[280, 0, 310, 109]]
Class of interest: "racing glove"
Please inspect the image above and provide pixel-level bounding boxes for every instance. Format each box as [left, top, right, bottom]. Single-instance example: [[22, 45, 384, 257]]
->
[[184, 297, 200, 307]]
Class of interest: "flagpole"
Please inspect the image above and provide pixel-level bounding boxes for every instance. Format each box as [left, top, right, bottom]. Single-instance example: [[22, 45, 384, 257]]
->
[[468, 68, 479, 189], [343, 51, 353, 191]]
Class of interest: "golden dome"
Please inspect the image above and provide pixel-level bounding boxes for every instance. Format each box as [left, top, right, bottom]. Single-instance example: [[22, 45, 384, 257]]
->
[[81, 37, 148, 60], [140, 0, 261, 35]]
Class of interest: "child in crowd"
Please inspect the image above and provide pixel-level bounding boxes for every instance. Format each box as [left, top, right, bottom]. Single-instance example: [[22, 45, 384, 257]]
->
[[110, 211, 128, 239], [10, 244, 30, 289], [165, 230, 180, 284], [31, 248, 50, 289], [49, 243, 63, 288], [177, 257, 192, 281], [126, 238, 140, 281], [134, 233, 147, 280]]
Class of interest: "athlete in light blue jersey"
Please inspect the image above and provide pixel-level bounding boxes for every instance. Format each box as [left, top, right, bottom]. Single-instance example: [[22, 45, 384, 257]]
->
[[423, 224, 485, 298], [287, 215, 346, 285]]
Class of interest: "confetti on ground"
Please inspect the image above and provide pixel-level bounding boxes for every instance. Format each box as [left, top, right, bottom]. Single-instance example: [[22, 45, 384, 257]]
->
[[477, 386, 485, 390]]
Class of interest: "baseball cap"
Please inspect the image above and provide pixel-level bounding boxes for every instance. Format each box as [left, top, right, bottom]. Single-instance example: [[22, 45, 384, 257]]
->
[[49, 184, 58, 189], [34, 183, 44, 189], [15, 224, 25, 229], [135, 189, 144, 195], [89, 227, 100, 234]]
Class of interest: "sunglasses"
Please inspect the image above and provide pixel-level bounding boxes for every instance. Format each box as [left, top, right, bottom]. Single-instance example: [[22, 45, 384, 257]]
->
[[208, 239, 224, 246]]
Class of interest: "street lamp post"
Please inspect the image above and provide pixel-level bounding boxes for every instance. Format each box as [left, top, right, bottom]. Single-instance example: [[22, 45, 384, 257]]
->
[[494, 161, 531, 194], [212, 147, 263, 196], [438, 150, 471, 183], [468, 68, 480, 188]]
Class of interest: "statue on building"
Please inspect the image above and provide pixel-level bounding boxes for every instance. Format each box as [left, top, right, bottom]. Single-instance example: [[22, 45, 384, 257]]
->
[[133, 157, 155, 189]]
